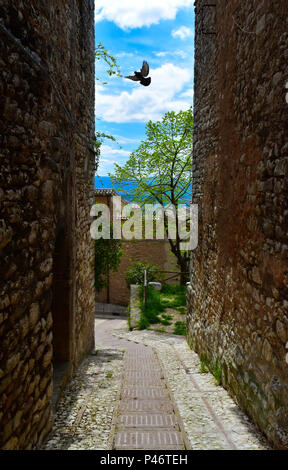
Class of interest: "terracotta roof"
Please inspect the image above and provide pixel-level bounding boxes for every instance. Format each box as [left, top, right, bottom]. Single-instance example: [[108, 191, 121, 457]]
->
[[94, 188, 118, 196]]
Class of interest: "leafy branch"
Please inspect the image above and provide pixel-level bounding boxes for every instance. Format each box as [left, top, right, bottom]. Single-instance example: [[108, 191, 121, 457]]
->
[[95, 42, 122, 84]]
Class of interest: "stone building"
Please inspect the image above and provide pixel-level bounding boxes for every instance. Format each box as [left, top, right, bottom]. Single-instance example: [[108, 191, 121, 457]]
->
[[187, 0, 288, 449], [94, 189, 178, 306], [0, 1, 95, 449]]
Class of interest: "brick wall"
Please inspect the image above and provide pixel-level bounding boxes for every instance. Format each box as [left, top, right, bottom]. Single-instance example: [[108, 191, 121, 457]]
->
[[0, 0, 95, 449], [188, 0, 288, 449], [96, 239, 178, 306]]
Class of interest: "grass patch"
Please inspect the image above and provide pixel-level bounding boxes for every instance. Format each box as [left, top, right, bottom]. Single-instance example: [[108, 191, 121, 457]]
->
[[161, 284, 186, 296], [138, 283, 187, 333], [199, 355, 209, 374], [173, 321, 186, 336], [150, 327, 166, 333], [212, 360, 222, 386], [138, 285, 164, 330], [176, 307, 186, 315], [160, 284, 186, 309], [161, 313, 173, 320], [160, 313, 173, 326], [198, 355, 222, 385]]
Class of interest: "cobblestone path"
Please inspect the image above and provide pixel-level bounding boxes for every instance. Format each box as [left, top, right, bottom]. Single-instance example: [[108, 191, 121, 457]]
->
[[43, 319, 270, 450]]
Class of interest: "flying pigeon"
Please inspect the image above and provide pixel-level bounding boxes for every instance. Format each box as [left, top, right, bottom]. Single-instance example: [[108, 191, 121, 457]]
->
[[125, 60, 151, 86]]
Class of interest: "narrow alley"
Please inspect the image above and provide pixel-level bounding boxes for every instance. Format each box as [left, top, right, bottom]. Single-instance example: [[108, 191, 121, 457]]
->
[[43, 319, 270, 450]]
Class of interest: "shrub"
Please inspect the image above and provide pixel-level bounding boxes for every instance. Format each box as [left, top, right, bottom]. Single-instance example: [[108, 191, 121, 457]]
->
[[138, 285, 165, 329], [173, 321, 186, 336], [125, 261, 161, 287]]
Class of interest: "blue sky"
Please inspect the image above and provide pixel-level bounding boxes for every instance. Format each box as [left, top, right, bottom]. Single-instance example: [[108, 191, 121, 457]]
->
[[95, 1, 195, 175]]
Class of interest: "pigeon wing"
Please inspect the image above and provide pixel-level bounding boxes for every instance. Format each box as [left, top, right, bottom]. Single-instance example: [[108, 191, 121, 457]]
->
[[125, 75, 141, 81], [140, 61, 149, 77]]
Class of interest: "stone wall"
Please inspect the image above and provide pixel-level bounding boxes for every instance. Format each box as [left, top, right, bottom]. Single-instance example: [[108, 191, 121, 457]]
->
[[188, 0, 288, 449], [0, 0, 95, 449]]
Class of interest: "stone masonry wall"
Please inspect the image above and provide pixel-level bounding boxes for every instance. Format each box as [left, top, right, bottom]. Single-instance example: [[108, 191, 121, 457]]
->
[[187, 0, 288, 448], [0, 0, 95, 449]]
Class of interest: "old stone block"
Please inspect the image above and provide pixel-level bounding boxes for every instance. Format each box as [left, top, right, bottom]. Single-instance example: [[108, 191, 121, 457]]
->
[[275, 158, 288, 177], [251, 267, 262, 285], [22, 185, 39, 202], [0, 219, 13, 250], [39, 258, 53, 276], [262, 339, 273, 362], [20, 315, 29, 339], [276, 320, 286, 344], [2, 436, 18, 450], [29, 303, 40, 327], [6, 353, 20, 373], [35, 343, 45, 361], [46, 312, 53, 330], [13, 411, 23, 431], [42, 347, 53, 369]]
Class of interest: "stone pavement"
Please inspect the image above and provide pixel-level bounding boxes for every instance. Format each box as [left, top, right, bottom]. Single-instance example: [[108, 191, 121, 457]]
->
[[94, 320, 185, 450], [43, 319, 270, 450]]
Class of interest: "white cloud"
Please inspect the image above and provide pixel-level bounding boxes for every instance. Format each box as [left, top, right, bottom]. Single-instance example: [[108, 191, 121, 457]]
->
[[154, 50, 187, 59], [95, 0, 194, 30], [172, 26, 193, 39], [180, 87, 194, 101], [175, 50, 188, 59], [115, 52, 135, 58], [114, 135, 140, 145], [97, 144, 131, 174], [100, 144, 131, 159], [95, 63, 192, 123], [154, 51, 169, 57]]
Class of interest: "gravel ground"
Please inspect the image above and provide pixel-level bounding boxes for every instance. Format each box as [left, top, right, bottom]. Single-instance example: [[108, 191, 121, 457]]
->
[[42, 320, 124, 450]]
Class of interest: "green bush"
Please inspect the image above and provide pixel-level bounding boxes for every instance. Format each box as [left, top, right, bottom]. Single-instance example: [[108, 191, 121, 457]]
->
[[173, 321, 186, 336], [125, 261, 161, 287], [161, 284, 185, 296], [138, 285, 165, 329]]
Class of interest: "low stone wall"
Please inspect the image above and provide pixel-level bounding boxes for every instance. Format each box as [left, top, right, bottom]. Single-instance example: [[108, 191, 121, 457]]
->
[[129, 285, 141, 329]]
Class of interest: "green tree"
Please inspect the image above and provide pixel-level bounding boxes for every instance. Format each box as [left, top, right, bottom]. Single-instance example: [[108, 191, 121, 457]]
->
[[110, 108, 193, 284], [94, 232, 123, 303], [95, 42, 122, 83]]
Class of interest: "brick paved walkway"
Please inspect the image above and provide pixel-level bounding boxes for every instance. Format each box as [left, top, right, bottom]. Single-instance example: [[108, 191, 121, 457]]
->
[[95, 320, 185, 450], [43, 319, 269, 450]]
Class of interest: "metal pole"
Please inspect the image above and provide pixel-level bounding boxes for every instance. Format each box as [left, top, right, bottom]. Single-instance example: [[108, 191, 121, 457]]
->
[[144, 269, 147, 305]]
